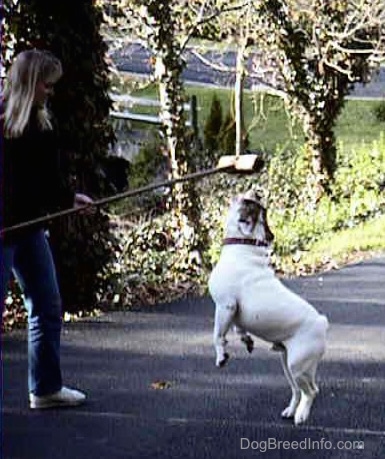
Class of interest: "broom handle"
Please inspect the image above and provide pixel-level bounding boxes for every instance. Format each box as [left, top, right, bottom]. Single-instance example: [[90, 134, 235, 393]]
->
[[1, 165, 231, 236]]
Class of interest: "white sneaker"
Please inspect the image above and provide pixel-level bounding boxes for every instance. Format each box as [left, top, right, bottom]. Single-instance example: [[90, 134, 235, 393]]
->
[[29, 386, 86, 409]]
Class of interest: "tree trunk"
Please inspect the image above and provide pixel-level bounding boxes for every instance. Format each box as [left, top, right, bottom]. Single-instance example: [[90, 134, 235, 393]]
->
[[301, 109, 338, 204], [144, 0, 209, 270], [154, 55, 187, 203]]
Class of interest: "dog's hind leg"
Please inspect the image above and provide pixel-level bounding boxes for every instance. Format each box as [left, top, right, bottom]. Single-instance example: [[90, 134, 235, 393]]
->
[[234, 325, 254, 354], [287, 345, 325, 424], [294, 317, 328, 424], [213, 302, 237, 367], [291, 354, 324, 425], [285, 358, 317, 425], [280, 347, 301, 419], [283, 316, 328, 424], [293, 373, 319, 426]]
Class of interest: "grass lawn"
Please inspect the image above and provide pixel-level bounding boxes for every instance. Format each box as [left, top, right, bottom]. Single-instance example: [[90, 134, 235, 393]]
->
[[126, 81, 385, 273], [190, 87, 385, 154], [278, 214, 385, 275]]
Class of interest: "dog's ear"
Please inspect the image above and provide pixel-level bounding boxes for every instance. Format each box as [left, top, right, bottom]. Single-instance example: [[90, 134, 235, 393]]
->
[[243, 189, 260, 203], [261, 207, 275, 243]]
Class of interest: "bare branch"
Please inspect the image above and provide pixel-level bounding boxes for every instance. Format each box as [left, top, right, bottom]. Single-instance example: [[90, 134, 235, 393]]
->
[[189, 48, 235, 73], [180, 0, 251, 51]]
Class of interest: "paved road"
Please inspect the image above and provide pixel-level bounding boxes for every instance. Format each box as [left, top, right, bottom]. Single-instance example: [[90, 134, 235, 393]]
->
[[112, 43, 385, 97], [2, 255, 385, 458]]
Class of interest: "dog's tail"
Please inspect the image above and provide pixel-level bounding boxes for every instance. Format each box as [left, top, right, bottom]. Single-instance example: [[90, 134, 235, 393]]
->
[[318, 314, 329, 336], [313, 314, 329, 358]]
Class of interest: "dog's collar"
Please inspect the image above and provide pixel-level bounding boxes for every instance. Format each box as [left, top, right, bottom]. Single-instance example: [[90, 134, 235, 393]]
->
[[222, 238, 269, 247]]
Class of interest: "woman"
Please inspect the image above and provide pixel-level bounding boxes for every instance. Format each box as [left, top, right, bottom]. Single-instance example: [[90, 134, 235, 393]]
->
[[1, 49, 94, 409]]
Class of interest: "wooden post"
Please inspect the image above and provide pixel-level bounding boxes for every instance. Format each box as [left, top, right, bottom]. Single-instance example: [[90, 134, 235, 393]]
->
[[189, 94, 199, 140]]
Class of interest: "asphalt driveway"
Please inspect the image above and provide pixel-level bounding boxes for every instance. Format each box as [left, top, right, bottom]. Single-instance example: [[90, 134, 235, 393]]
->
[[2, 255, 385, 458]]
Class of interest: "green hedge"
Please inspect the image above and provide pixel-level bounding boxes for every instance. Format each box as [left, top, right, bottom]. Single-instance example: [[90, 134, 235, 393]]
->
[[104, 132, 385, 308]]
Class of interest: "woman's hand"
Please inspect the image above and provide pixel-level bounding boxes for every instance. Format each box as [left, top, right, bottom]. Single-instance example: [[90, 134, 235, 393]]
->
[[74, 193, 96, 215]]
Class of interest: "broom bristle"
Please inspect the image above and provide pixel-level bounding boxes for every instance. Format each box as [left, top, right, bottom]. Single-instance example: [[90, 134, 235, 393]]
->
[[217, 153, 264, 174]]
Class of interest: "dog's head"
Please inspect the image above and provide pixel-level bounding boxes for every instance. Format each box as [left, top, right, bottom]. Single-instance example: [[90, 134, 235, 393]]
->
[[225, 190, 275, 245]]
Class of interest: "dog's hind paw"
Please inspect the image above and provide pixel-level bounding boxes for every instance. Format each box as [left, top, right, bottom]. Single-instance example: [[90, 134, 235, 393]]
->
[[281, 406, 296, 419], [241, 335, 254, 354], [293, 396, 313, 425], [281, 394, 300, 419], [216, 353, 230, 368], [294, 409, 310, 425]]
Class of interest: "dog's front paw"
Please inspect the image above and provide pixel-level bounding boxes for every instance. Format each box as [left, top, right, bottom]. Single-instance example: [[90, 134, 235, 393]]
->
[[241, 335, 254, 354], [216, 353, 230, 368]]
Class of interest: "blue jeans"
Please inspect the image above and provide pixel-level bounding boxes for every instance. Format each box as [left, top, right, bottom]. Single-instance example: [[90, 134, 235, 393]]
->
[[1, 229, 62, 396]]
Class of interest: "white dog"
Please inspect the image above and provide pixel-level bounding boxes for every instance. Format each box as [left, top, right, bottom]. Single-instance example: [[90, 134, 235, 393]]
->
[[208, 190, 329, 425]]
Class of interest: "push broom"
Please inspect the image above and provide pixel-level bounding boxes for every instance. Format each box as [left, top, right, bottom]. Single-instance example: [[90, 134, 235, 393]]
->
[[0, 151, 264, 237]]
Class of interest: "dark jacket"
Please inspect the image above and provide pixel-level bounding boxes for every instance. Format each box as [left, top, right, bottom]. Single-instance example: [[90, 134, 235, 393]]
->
[[2, 109, 75, 242]]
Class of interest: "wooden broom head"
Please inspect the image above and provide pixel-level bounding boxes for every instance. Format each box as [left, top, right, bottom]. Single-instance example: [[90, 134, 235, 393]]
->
[[216, 151, 264, 174]]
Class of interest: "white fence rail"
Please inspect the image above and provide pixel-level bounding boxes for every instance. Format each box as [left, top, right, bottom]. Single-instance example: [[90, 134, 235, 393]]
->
[[108, 93, 199, 162], [109, 93, 198, 130]]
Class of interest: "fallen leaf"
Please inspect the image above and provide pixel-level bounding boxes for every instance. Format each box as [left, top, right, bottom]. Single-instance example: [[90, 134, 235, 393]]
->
[[150, 380, 172, 390]]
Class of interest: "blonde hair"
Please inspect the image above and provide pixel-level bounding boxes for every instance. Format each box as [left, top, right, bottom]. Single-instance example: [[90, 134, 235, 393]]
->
[[3, 49, 62, 138]]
